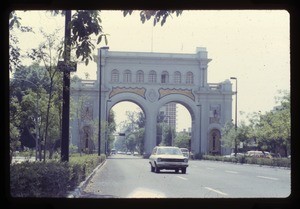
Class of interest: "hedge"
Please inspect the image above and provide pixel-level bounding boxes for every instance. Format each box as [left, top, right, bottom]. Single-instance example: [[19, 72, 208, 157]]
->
[[202, 155, 291, 168], [10, 154, 106, 197]]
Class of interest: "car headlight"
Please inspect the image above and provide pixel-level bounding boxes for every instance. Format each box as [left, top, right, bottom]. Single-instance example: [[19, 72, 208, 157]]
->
[[184, 158, 188, 163], [157, 158, 161, 162]]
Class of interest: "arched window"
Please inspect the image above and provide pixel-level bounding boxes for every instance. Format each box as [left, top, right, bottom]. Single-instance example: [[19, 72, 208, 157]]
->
[[161, 71, 169, 84], [123, 69, 132, 83], [186, 71, 194, 84], [111, 69, 119, 82], [148, 70, 157, 83], [174, 71, 181, 84], [136, 70, 144, 83]]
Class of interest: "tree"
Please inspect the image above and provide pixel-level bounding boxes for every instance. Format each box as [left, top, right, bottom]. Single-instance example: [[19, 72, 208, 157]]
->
[[162, 125, 175, 146], [174, 132, 190, 148], [221, 121, 237, 153], [9, 11, 32, 72], [10, 65, 48, 161], [9, 96, 22, 163], [107, 110, 117, 154], [123, 10, 183, 27], [255, 91, 290, 156], [27, 30, 63, 160]]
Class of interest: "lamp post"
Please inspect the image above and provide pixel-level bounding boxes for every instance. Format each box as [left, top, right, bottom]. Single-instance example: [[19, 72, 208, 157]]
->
[[11, 78, 41, 161], [98, 46, 109, 156], [230, 77, 238, 156], [105, 99, 111, 155]]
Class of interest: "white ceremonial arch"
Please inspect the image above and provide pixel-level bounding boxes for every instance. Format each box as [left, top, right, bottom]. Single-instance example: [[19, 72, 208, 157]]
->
[[70, 47, 233, 156]]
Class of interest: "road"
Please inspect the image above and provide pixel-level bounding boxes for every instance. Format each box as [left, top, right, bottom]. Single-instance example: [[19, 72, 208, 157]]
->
[[81, 154, 290, 198]]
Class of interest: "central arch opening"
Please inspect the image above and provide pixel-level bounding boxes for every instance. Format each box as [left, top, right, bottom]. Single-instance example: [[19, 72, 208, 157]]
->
[[156, 102, 193, 152]]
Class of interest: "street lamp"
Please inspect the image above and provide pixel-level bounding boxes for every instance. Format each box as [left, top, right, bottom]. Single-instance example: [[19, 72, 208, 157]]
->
[[230, 77, 238, 156], [11, 78, 41, 161], [105, 99, 112, 155], [98, 46, 109, 156]]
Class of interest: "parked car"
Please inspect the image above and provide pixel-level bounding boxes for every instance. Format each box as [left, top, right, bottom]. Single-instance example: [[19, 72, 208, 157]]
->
[[110, 149, 116, 155], [224, 152, 246, 158], [246, 150, 270, 158], [149, 146, 189, 174], [180, 148, 189, 158]]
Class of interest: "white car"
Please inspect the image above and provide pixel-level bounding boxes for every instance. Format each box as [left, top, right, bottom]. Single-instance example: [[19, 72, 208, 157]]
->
[[149, 146, 189, 174]]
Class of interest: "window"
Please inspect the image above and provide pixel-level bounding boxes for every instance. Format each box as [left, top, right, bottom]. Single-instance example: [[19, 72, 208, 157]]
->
[[186, 72, 194, 84], [111, 69, 119, 82], [136, 70, 144, 83], [148, 70, 157, 83], [123, 70, 132, 83], [174, 71, 181, 84], [161, 71, 169, 83]]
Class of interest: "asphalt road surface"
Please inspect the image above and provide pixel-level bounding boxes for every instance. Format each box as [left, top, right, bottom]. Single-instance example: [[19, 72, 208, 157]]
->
[[81, 154, 290, 198]]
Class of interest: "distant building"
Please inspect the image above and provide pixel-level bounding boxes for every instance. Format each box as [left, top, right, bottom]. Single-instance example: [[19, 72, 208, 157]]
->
[[159, 102, 177, 129]]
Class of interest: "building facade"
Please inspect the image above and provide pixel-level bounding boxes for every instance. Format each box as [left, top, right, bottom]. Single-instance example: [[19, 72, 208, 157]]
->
[[70, 47, 233, 156]]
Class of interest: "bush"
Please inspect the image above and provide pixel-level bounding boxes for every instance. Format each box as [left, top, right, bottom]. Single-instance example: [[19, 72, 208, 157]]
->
[[201, 155, 290, 168], [194, 153, 203, 160], [10, 154, 106, 197], [10, 161, 70, 197]]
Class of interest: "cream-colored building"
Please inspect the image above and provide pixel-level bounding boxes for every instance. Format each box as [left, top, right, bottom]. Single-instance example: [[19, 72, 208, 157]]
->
[[71, 47, 233, 156]]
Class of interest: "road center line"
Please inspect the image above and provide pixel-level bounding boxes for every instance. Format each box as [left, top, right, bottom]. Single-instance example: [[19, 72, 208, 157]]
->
[[225, 170, 238, 174], [204, 187, 228, 196], [176, 176, 188, 181], [257, 175, 279, 181]]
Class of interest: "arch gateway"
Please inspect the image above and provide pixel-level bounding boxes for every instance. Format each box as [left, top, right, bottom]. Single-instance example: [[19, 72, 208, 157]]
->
[[70, 47, 233, 156]]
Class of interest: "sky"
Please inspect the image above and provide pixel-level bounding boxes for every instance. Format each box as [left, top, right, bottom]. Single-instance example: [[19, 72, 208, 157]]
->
[[12, 10, 290, 132]]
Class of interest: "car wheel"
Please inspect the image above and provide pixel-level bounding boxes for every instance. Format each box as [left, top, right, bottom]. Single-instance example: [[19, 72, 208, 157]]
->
[[154, 164, 160, 173], [175, 169, 179, 173], [151, 164, 155, 172], [181, 168, 186, 174]]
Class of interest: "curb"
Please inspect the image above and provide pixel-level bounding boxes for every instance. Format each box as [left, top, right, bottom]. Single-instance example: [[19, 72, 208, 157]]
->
[[67, 160, 106, 198]]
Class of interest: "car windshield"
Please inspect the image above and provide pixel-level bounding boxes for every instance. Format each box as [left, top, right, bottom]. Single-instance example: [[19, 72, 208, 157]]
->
[[157, 148, 181, 155]]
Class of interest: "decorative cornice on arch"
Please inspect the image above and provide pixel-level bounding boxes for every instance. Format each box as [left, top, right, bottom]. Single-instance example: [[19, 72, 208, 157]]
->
[[158, 88, 195, 101], [109, 86, 146, 99]]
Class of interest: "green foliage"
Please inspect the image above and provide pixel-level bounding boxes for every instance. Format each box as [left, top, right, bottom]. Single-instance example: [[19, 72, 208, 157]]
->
[[221, 91, 290, 157], [252, 91, 290, 156], [10, 161, 70, 197], [174, 131, 190, 148], [202, 155, 290, 168], [10, 154, 106, 197], [70, 10, 108, 65], [123, 10, 183, 26]]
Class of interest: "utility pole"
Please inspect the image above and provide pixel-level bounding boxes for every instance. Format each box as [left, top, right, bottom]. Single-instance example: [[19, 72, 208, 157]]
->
[[98, 46, 109, 156], [230, 77, 238, 157], [61, 10, 72, 162]]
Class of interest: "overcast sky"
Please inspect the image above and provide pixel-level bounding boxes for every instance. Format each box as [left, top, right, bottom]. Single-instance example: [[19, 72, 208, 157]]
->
[[13, 10, 290, 132]]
